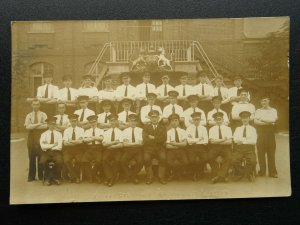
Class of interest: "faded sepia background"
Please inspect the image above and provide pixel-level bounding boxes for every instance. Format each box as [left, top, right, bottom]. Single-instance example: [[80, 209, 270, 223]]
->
[[10, 18, 290, 204]]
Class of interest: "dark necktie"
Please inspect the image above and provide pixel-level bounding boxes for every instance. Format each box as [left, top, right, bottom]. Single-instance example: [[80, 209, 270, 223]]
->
[[195, 126, 199, 138], [243, 126, 247, 138], [71, 128, 76, 140], [124, 86, 128, 97], [145, 84, 148, 96], [111, 128, 115, 141], [132, 127, 135, 143], [104, 113, 108, 123], [60, 116, 63, 125], [92, 128, 96, 144], [45, 85, 49, 98], [79, 109, 85, 122], [218, 126, 222, 139], [183, 85, 186, 96], [67, 88, 71, 101], [33, 112, 38, 124], [150, 105, 153, 112], [193, 107, 196, 113], [125, 111, 129, 122], [218, 87, 222, 99], [175, 128, 180, 142], [202, 84, 205, 95], [50, 131, 54, 144], [172, 105, 175, 114], [164, 84, 167, 96]]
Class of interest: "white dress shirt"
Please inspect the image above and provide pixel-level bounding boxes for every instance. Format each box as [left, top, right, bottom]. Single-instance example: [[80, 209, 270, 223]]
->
[[186, 124, 208, 145], [233, 125, 257, 145], [78, 87, 98, 98], [37, 84, 59, 98], [175, 84, 194, 97], [84, 127, 105, 145], [58, 87, 78, 101], [162, 104, 184, 118], [122, 127, 143, 143], [136, 83, 156, 99], [102, 127, 123, 144], [97, 112, 112, 124], [231, 102, 255, 120], [74, 108, 96, 122], [207, 108, 229, 125], [55, 114, 70, 127], [255, 108, 278, 122], [98, 89, 116, 101], [63, 126, 85, 141], [24, 111, 47, 127], [183, 107, 207, 127], [115, 84, 137, 100], [209, 125, 232, 140], [156, 84, 175, 97], [193, 83, 214, 97], [40, 130, 63, 151], [213, 86, 229, 101], [140, 104, 162, 123], [118, 111, 136, 123], [166, 127, 188, 143], [228, 87, 251, 104]]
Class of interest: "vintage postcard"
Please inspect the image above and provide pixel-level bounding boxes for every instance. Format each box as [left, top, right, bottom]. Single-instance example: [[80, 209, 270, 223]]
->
[[10, 17, 290, 204]]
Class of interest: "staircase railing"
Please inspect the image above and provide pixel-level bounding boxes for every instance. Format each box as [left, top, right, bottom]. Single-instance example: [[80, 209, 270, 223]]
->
[[88, 42, 111, 76]]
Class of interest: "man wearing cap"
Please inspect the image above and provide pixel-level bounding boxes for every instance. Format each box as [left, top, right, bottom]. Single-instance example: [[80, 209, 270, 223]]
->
[[102, 114, 124, 187], [98, 75, 116, 103], [213, 75, 231, 114], [175, 73, 194, 101], [120, 114, 143, 184], [24, 99, 48, 182], [36, 72, 59, 117], [62, 114, 85, 183], [207, 96, 229, 127], [78, 75, 98, 112], [39, 117, 63, 185], [54, 103, 70, 133], [82, 115, 104, 183], [232, 111, 257, 182], [97, 100, 113, 131], [231, 88, 255, 131], [183, 94, 206, 128], [193, 73, 214, 113], [115, 73, 137, 101], [140, 92, 162, 125], [58, 75, 78, 114], [136, 72, 156, 101], [208, 112, 233, 183], [228, 75, 251, 105], [118, 98, 136, 130], [74, 95, 96, 129], [156, 74, 175, 104], [162, 90, 184, 124], [166, 113, 189, 180], [186, 112, 209, 181], [254, 96, 278, 178], [143, 110, 167, 184]]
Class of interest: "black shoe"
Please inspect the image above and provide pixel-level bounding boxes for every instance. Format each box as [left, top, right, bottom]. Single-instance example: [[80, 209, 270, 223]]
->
[[27, 178, 36, 182], [211, 176, 219, 184], [269, 174, 278, 178], [159, 178, 167, 185], [53, 179, 60, 185], [146, 178, 153, 185]]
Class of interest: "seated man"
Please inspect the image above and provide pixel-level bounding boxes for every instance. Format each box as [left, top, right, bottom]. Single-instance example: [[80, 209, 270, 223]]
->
[[98, 75, 116, 103], [186, 112, 208, 181], [120, 114, 143, 184], [175, 73, 194, 105], [232, 111, 257, 182], [136, 72, 156, 103], [39, 117, 63, 186], [213, 75, 230, 114], [140, 92, 162, 125], [143, 110, 167, 185], [102, 114, 124, 187], [55, 103, 70, 133], [62, 114, 85, 183], [207, 96, 229, 127], [183, 95, 206, 128], [162, 90, 184, 125], [78, 75, 99, 112], [118, 98, 136, 130], [97, 100, 113, 131], [58, 75, 78, 114], [115, 73, 137, 102], [166, 114, 188, 180], [74, 95, 96, 129], [82, 115, 104, 183], [208, 112, 232, 184]]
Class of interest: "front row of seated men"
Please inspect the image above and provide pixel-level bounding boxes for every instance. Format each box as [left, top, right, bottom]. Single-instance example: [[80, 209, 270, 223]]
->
[[38, 108, 257, 187]]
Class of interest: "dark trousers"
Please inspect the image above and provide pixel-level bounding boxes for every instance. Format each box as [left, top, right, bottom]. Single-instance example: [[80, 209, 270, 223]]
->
[[39, 150, 63, 180], [232, 144, 257, 177], [187, 144, 208, 175], [144, 145, 167, 179], [208, 145, 231, 178], [103, 148, 123, 180], [81, 145, 102, 180], [256, 125, 277, 176], [120, 147, 143, 179], [27, 130, 43, 180], [63, 145, 84, 180], [167, 148, 189, 177]]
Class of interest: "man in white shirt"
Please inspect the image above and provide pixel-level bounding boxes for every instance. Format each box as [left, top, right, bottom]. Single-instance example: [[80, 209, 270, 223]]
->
[[175, 73, 193, 107], [183, 95, 206, 128], [120, 114, 143, 184], [58, 75, 78, 114], [54, 103, 70, 133], [98, 100, 113, 131], [82, 115, 104, 183], [102, 114, 124, 187], [213, 75, 231, 115], [74, 95, 96, 129], [228, 75, 251, 105], [98, 75, 116, 103], [140, 92, 162, 125], [254, 95, 278, 178], [162, 90, 184, 124], [166, 114, 189, 180], [136, 72, 156, 101], [39, 117, 63, 186], [186, 112, 208, 181], [232, 111, 257, 182], [62, 114, 85, 183], [231, 88, 255, 131], [115, 73, 137, 101], [208, 112, 233, 183], [156, 74, 175, 105], [207, 96, 229, 127], [78, 75, 99, 112], [118, 98, 136, 130], [36, 72, 59, 117]]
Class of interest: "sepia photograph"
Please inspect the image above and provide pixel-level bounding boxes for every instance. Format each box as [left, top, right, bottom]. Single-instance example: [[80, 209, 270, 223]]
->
[[10, 17, 290, 204]]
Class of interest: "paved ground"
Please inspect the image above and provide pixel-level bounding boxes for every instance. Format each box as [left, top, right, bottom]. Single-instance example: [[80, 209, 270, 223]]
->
[[10, 132, 291, 204]]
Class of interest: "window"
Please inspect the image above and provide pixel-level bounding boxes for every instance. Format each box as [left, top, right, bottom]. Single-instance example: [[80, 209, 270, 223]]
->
[[83, 21, 109, 32], [151, 20, 163, 32], [28, 22, 54, 33]]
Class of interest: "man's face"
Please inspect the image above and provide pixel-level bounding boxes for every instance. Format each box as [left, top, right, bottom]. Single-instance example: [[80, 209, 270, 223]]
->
[[215, 79, 223, 87], [150, 115, 159, 124], [198, 76, 206, 83], [213, 100, 221, 109], [241, 117, 250, 125], [79, 100, 88, 108], [162, 77, 169, 84], [189, 99, 198, 108], [143, 75, 150, 83], [57, 104, 66, 114], [102, 105, 111, 112], [180, 77, 187, 85], [122, 77, 130, 85], [63, 80, 72, 88], [31, 101, 40, 111], [261, 98, 270, 108], [44, 77, 53, 84], [147, 97, 155, 105], [189, 77, 197, 86], [110, 119, 118, 128], [170, 119, 179, 128], [215, 117, 223, 126], [70, 119, 77, 127], [129, 120, 137, 128], [122, 102, 131, 111], [169, 96, 177, 104], [104, 79, 112, 87], [240, 92, 248, 102], [234, 79, 242, 87], [192, 117, 201, 126], [84, 78, 92, 86]]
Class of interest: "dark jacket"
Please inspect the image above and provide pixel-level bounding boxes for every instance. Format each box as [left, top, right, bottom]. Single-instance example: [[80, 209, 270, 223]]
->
[[142, 123, 167, 145]]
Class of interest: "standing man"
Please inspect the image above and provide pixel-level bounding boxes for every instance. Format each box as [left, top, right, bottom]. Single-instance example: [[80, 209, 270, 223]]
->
[[54, 103, 70, 133], [97, 100, 113, 131], [118, 98, 136, 130], [183, 95, 206, 128], [213, 75, 230, 114], [162, 90, 184, 125], [254, 96, 278, 178], [39, 117, 63, 186], [156, 74, 175, 106], [78, 75, 98, 112], [186, 112, 209, 181], [74, 95, 96, 129], [140, 92, 162, 125], [208, 112, 232, 183], [232, 111, 257, 182], [102, 114, 124, 187], [136, 72, 156, 106], [62, 114, 85, 183], [115, 73, 137, 101], [58, 75, 78, 114], [175, 73, 194, 107], [98, 75, 117, 103], [120, 114, 144, 184], [143, 110, 167, 184], [207, 96, 229, 127], [24, 99, 48, 182], [228, 75, 251, 105]]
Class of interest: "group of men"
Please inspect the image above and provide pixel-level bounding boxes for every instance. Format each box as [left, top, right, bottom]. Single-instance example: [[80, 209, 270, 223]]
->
[[25, 71, 279, 187]]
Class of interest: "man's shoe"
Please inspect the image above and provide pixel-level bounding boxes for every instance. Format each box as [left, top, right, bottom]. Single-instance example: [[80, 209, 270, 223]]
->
[[211, 176, 219, 184], [159, 178, 167, 185], [146, 178, 153, 185], [27, 178, 36, 182], [107, 179, 114, 187], [45, 180, 51, 186], [232, 175, 243, 182], [269, 174, 278, 178], [53, 179, 60, 185]]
